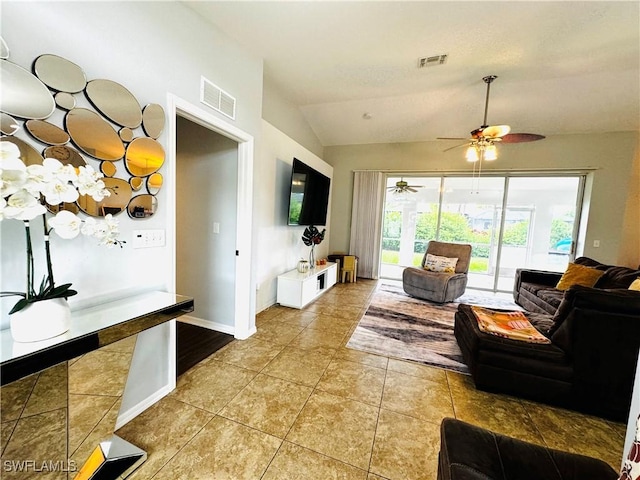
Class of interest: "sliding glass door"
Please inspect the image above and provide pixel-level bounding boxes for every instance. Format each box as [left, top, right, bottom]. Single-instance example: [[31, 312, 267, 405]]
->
[[381, 174, 584, 292]]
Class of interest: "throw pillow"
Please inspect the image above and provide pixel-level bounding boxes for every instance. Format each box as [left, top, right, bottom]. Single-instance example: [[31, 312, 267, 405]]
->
[[629, 278, 640, 291], [619, 414, 640, 480], [555, 262, 604, 291], [424, 254, 458, 273]]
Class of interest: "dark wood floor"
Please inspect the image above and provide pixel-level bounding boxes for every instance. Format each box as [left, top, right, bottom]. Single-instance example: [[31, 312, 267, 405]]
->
[[176, 321, 234, 377]]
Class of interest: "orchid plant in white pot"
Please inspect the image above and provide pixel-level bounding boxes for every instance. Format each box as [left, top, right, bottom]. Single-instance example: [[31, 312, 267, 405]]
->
[[0, 141, 124, 342]]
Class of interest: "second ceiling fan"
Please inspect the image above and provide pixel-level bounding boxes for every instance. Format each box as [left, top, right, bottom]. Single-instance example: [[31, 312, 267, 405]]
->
[[439, 75, 545, 161]]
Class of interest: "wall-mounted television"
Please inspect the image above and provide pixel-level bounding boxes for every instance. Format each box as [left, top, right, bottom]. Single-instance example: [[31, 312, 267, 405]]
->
[[287, 158, 331, 226]]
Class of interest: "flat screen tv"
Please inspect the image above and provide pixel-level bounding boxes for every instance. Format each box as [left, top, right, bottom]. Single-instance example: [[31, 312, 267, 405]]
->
[[287, 158, 331, 226]]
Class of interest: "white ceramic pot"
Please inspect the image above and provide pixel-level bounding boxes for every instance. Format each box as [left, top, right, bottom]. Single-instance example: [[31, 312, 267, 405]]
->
[[297, 260, 310, 273], [9, 298, 71, 343]]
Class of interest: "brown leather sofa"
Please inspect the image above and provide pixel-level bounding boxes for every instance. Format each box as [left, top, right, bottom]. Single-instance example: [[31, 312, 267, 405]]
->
[[455, 284, 640, 421], [438, 418, 617, 480]]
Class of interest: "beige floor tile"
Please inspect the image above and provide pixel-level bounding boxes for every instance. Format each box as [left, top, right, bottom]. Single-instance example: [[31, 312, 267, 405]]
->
[[276, 309, 319, 327], [262, 441, 368, 480], [368, 474, 391, 480], [307, 313, 356, 335], [447, 372, 544, 445], [1, 420, 17, 453], [170, 361, 256, 413], [262, 346, 334, 387], [69, 394, 119, 455], [220, 373, 313, 438], [117, 396, 214, 479], [525, 402, 624, 469], [316, 358, 386, 406], [286, 390, 379, 470], [381, 370, 454, 425], [152, 416, 281, 480], [211, 336, 284, 371], [256, 305, 288, 325], [335, 347, 389, 369], [71, 398, 122, 469], [0, 373, 39, 422], [22, 362, 68, 417], [290, 327, 346, 350], [387, 359, 448, 384], [252, 319, 305, 345], [370, 409, 440, 480]]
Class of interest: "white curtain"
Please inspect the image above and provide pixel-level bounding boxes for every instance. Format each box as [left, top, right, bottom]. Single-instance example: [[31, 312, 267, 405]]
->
[[349, 171, 384, 279]]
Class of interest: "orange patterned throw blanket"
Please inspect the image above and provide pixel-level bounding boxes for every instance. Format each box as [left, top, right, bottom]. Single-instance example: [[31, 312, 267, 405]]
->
[[471, 306, 551, 344]]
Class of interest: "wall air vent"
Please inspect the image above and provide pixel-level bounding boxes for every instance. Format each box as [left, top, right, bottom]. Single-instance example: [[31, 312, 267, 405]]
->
[[200, 76, 236, 120], [418, 54, 448, 68]]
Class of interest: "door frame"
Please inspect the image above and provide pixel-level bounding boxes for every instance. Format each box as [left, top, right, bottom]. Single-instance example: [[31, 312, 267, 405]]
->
[[166, 93, 255, 340]]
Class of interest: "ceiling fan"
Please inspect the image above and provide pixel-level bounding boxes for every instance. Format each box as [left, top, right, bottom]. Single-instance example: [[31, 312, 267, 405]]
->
[[388, 178, 423, 194], [439, 75, 545, 161]]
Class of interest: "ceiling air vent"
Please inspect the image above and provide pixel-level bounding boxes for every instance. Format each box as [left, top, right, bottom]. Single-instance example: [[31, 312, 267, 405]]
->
[[418, 54, 448, 68], [200, 76, 236, 120]]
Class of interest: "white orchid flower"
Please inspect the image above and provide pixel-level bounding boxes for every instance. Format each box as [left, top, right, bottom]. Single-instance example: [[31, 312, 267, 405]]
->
[[0, 196, 6, 221], [41, 178, 80, 205], [0, 141, 21, 161], [48, 210, 82, 239], [75, 165, 110, 201], [82, 214, 121, 247], [24, 163, 54, 196], [42, 157, 77, 181], [0, 157, 28, 198], [2, 189, 47, 220]]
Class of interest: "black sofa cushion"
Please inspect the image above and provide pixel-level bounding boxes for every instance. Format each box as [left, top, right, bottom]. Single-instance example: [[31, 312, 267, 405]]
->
[[596, 265, 640, 289], [438, 418, 618, 480]]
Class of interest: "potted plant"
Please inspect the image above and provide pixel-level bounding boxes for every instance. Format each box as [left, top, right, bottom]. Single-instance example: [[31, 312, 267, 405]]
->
[[302, 225, 326, 268]]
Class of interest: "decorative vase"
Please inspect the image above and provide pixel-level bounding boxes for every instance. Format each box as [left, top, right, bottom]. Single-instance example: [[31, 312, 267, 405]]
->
[[309, 245, 316, 269], [297, 259, 310, 273], [9, 298, 71, 343]]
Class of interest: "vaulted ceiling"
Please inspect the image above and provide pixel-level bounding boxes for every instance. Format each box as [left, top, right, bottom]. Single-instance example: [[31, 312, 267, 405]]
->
[[185, 1, 639, 147]]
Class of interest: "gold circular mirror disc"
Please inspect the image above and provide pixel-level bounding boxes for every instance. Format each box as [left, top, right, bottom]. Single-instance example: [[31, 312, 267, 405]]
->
[[66, 108, 125, 161], [129, 177, 144, 191], [55, 92, 76, 111], [43, 145, 86, 168], [26, 119, 70, 145], [127, 194, 158, 219], [0, 136, 43, 166], [86, 79, 142, 128], [125, 137, 165, 177], [33, 54, 86, 93], [142, 104, 165, 139], [100, 161, 117, 177], [77, 177, 132, 217], [119, 128, 134, 143], [147, 173, 163, 195], [0, 112, 20, 135], [0, 59, 55, 120]]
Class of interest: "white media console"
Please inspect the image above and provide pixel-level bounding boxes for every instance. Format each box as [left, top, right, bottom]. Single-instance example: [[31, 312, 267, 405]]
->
[[277, 262, 338, 309]]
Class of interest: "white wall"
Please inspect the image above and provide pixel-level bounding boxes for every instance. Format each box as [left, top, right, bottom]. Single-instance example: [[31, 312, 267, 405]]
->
[[1, 1, 263, 420], [254, 121, 333, 312], [324, 132, 640, 268]]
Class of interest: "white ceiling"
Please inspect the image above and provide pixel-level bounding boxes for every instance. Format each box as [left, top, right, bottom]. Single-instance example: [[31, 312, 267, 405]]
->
[[184, 1, 640, 147]]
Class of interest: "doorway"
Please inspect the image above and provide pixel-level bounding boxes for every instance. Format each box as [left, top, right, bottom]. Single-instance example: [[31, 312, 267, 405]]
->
[[381, 174, 585, 292], [167, 94, 255, 343]]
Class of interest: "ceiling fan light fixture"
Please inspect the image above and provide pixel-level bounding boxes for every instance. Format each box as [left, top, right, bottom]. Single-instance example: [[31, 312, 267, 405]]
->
[[465, 145, 479, 162], [484, 143, 498, 161]]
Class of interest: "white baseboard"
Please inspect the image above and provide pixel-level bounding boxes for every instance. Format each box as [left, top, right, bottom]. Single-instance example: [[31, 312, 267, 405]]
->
[[178, 315, 235, 336], [115, 383, 173, 430]]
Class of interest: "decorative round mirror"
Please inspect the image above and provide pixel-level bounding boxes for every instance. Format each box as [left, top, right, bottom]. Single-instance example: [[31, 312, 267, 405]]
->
[[119, 128, 134, 143], [142, 104, 165, 139], [43, 145, 86, 168], [125, 137, 164, 177], [0, 136, 44, 166], [33, 54, 86, 93], [129, 177, 144, 191], [0, 112, 20, 135], [147, 173, 163, 195], [0, 59, 55, 120], [65, 108, 125, 161], [48, 202, 80, 215], [127, 194, 158, 219], [85, 79, 142, 129], [77, 177, 132, 217], [26, 119, 70, 145], [55, 92, 76, 111], [100, 161, 117, 177]]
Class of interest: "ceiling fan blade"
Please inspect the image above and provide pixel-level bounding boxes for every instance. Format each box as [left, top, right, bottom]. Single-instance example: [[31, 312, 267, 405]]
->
[[437, 137, 468, 140], [443, 142, 470, 152], [482, 125, 511, 138], [407, 187, 417, 193], [501, 133, 546, 143]]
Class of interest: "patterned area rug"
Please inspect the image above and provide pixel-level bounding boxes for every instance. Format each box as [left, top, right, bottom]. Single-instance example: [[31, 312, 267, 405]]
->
[[346, 283, 521, 374]]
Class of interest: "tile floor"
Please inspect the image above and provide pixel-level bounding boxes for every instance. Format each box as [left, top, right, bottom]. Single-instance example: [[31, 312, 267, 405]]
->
[[116, 280, 626, 479]]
